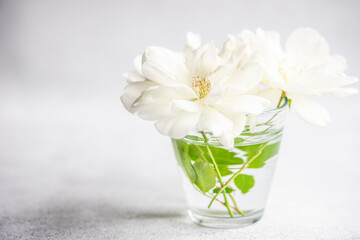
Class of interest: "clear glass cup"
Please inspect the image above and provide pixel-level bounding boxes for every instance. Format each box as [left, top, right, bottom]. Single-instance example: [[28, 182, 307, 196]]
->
[[172, 98, 288, 228]]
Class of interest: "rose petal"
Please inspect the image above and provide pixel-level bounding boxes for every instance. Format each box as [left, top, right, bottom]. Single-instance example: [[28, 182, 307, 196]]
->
[[255, 28, 284, 61], [121, 80, 155, 112], [142, 46, 190, 85], [134, 55, 143, 74], [134, 101, 171, 121], [292, 67, 358, 92], [215, 94, 270, 115], [218, 133, 234, 149], [207, 61, 236, 85], [123, 71, 146, 83], [324, 55, 347, 73], [186, 32, 202, 50], [219, 113, 247, 148], [170, 100, 200, 113], [257, 88, 282, 105], [330, 87, 359, 98], [141, 85, 197, 101], [187, 41, 218, 76], [155, 111, 200, 139], [219, 35, 245, 64], [226, 60, 264, 92], [285, 28, 330, 67], [196, 106, 233, 137], [288, 93, 331, 127]]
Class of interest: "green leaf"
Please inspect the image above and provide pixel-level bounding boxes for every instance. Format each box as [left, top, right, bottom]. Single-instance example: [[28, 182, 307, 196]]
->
[[213, 187, 234, 194], [236, 142, 281, 168], [193, 145, 244, 165], [248, 142, 281, 168], [188, 145, 202, 161], [217, 164, 233, 177], [209, 146, 244, 165], [234, 174, 255, 194], [172, 140, 196, 182], [213, 188, 220, 194], [234, 137, 245, 144], [193, 161, 216, 192]]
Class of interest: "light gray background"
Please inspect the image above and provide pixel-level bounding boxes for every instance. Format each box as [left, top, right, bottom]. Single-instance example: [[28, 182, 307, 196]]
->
[[0, 0, 359, 239]]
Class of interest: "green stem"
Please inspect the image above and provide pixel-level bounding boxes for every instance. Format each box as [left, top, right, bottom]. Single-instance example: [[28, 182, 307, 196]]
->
[[201, 136, 224, 186], [201, 131, 234, 217], [201, 132, 209, 142], [208, 142, 268, 208], [277, 92, 286, 108], [194, 187, 240, 212], [229, 193, 244, 215], [223, 193, 234, 217]]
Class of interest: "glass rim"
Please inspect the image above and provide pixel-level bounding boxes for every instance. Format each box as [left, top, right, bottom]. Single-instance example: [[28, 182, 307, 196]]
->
[[261, 97, 289, 115]]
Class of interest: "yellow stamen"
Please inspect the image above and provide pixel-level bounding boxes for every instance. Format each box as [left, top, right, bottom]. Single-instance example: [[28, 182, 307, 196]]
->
[[278, 66, 303, 83], [192, 76, 211, 99], [278, 67, 288, 83]]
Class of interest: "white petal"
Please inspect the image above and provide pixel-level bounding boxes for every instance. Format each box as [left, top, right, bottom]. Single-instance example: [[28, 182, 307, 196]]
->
[[255, 28, 285, 61], [257, 88, 282, 105], [141, 85, 197, 101], [247, 85, 259, 95], [196, 106, 233, 136], [123, 71, 146, 83], [288, 93, 331, 127], [239, 29, 257, 60], [219, 35, 245, 64], [240, 28, 284, 68], [218, 133, 234, 149], [121, 80, 155, 112], [331, 87, 359, 98], [142, 46, 190, 85], [262, 67, 286, 88], [227, 61, 264, 92], [207, 60, 236, 85], [285, 28, 330, 67], [134, 101, 170, 121], [187, 41, 218, 76], [291, 67, 358, 92], [216, 94, 270, 115], [278, 82, 319, 95], [229, 113, 247, 137], [155, 111, 200, 139], [202, 82, 226, 105], [134, 84, 197, 120], [324, 55, 347, 73], [134, 55, 143, 74], [219, 113, 247, 148], [186, 32, 202, 50], [170, 100, 200, 113]]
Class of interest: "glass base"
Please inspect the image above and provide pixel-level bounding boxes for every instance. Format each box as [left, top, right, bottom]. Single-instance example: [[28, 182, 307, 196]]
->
[[188, 209, 264, 229]]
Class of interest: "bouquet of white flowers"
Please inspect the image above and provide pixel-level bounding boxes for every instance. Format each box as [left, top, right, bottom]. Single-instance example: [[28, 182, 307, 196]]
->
[[121, 28, 357, 228]]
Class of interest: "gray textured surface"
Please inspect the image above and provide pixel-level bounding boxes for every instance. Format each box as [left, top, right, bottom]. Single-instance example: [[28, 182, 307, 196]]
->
[[1, 0, 360, 239]]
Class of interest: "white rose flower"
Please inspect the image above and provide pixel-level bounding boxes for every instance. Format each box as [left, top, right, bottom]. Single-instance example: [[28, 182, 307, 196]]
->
[[240, 28, 358, 126], [121, 35, 270, 148]]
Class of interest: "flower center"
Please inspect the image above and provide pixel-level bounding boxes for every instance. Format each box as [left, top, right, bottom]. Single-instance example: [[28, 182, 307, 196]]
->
[[278, 65, 303, 83], [278, 67, 288, 83], [192, 76, 211, 99]]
